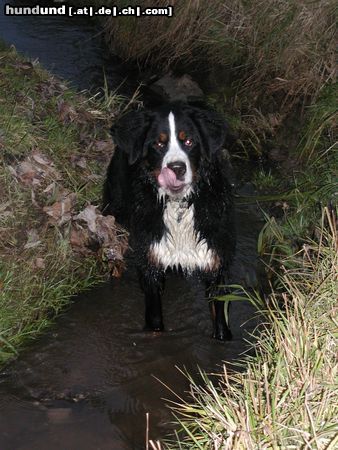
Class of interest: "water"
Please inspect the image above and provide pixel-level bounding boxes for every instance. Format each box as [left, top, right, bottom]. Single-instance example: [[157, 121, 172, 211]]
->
[[0, 0, 137, 93], [0, 4, 264, 448]]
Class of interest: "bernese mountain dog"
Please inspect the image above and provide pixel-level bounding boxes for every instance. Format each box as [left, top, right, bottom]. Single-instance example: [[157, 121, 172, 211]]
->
[[103, 102, 235, 341]]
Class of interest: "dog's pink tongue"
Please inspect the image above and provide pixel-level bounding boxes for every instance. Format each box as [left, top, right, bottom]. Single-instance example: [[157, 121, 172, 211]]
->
[[158, 167, 184, 190]]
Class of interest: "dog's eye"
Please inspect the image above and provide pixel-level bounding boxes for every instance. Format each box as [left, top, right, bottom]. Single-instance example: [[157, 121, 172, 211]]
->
[[184, 138, 193, 147], [155, 141, 166, 149]]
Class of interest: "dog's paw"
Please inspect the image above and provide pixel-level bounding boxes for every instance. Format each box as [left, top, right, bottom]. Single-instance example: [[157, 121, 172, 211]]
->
[[144, 321, 164, 332], [212, 327, 232, 341]]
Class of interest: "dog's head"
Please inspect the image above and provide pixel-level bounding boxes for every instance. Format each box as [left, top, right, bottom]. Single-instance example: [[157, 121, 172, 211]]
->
[[111, 103, 228, 198]]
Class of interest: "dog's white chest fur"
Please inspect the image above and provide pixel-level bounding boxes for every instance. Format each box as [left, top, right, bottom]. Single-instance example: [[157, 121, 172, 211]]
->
[[150, 200, 218, 272]]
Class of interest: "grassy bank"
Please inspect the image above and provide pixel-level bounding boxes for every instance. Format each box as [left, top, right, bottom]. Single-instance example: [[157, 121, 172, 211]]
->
[[0, 44, 128, 364], [104, 0, 335, 163], [156, 208, 337, 449]]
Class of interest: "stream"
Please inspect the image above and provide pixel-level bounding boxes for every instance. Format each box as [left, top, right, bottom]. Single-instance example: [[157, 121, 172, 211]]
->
[[0, 3, 264, 449]]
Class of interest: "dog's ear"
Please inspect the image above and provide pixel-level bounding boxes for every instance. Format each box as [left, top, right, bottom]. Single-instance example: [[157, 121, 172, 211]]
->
[[190, 107, 228, 161], [110, 110, 152, 165]]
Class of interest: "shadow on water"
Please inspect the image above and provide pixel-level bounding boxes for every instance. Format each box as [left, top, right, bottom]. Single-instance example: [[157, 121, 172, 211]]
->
[[0, 4, 265, 448]]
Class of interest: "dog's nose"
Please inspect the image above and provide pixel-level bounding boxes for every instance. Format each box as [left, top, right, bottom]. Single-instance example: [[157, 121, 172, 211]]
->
[[167, 161, 186, 179]]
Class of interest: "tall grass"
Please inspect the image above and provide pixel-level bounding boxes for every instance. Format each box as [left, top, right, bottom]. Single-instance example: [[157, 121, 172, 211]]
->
[[105, 0, 336, 103], [157, 208, 337, 449], [105, 0, 336, 164]]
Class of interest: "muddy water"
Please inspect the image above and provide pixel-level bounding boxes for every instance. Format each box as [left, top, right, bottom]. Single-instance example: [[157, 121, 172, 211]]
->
[[0, 200, 262, 449], [0, 5, 264, 449]]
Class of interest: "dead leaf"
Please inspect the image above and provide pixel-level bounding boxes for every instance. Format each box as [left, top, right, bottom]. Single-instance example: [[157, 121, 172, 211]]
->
[[35, 79, 62, 101], [43, 182, 56, 194], [43, 193, 77, 226], [58, 100, 78, 123], [74, 205, 98, 234], [31, 189, 40, 208], [33, 257, 46, 269], [24, 229, 41, 249], [111, 261, 125, 278], [11, 152, 61, 187], [70, 155, 87, 169], [74, 108, 96, 124], [94, 140, 113, 153], [32, 152, 52, 166], [70, 226, 90, 255], [70, 205, 129, 275], [12, 61, 34, 72], [16, 160, 41, 185]]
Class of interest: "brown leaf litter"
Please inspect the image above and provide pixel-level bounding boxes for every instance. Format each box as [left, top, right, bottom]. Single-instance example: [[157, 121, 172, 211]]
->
[[43, 192, 77, 226], [71, 205, 129, 277], [8, 149, 128, 277], [9, 150, 61, 187], [57, 99, 98, 125]]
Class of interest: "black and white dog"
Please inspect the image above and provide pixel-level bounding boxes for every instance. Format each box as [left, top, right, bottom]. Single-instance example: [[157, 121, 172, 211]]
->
[[103, 102, 235, 340]]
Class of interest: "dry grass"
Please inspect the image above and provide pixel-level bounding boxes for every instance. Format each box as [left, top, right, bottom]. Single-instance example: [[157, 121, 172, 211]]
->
[[105, 1, 223, 67], [157, 208, 337, 448], [105, 0, 336, 103], [104, 0, 336, 165]]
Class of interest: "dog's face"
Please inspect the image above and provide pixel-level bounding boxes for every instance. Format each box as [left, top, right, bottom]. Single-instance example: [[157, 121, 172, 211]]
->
[[111, 103, 227, 199]]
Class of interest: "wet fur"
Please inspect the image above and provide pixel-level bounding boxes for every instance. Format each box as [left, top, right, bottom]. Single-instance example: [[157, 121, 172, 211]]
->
[[103, 103, 235, 340]]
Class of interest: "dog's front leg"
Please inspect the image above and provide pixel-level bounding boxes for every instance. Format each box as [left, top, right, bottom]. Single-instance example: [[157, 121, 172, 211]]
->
[[138, 266, 165, 332], [205, 274, 232, 341]]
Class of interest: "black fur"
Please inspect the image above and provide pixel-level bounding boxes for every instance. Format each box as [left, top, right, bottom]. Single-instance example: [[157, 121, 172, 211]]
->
[[103, 103, 235, 340]]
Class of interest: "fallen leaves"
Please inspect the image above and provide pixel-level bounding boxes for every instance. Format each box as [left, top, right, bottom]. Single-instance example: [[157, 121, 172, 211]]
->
[[11, 61, 34, 72], [43, 192, 77, 226], [35, 78, 67, 103], [71, 205, 128, 276], [32, 257, 46, 270], [74, 204, 97, 233], [70, 154, 87, 170], [6, 149, 128, 277], [57, 100, 78, 124], [57, 100, 98, 125], [24, 229, 41, 250], [9, 150, 61, 187]]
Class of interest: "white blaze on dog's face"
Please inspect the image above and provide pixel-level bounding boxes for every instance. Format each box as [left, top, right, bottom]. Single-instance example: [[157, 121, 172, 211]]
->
[[157, 112, 193, 199]]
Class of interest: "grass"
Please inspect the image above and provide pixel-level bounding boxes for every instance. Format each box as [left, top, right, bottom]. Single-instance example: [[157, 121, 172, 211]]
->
[[151, 207, 337, 449], [0, 45, 129, 364], [105, 0, 336, 163]]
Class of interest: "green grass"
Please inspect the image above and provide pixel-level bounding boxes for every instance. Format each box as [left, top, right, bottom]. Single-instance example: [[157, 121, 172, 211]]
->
[[0, 45, 129, 364], [156, 208, 337, 449]]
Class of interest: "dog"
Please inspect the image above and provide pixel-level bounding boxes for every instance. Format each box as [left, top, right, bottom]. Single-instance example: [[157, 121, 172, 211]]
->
[[103, 102, 235, 340]]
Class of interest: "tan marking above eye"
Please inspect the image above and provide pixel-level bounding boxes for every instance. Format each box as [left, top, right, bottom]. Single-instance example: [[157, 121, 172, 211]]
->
[[159, 132, 168, 143], [178, 130, 186, 141]]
